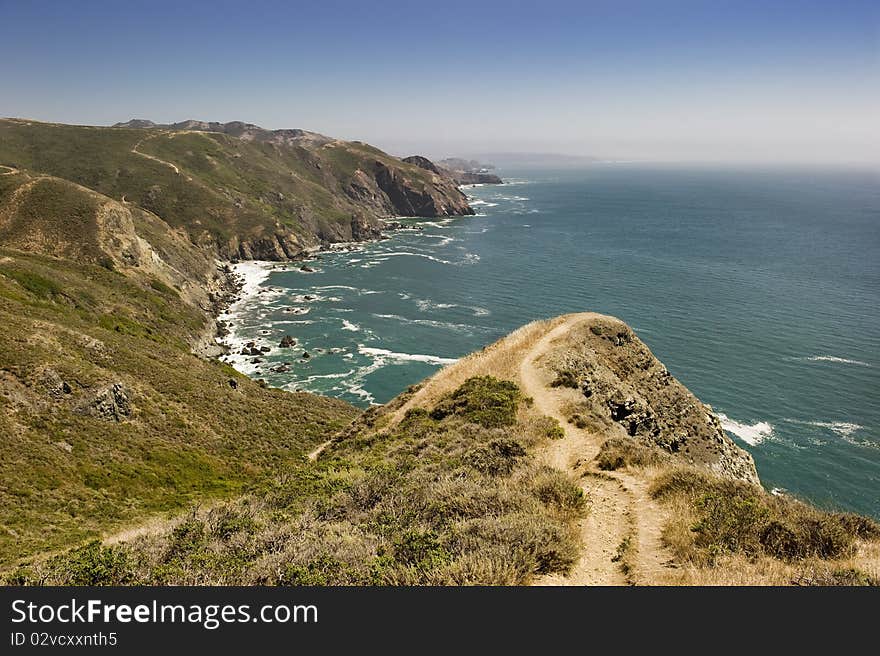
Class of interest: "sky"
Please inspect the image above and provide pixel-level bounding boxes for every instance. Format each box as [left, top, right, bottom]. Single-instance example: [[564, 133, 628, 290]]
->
[[1, 0, 878, 163]]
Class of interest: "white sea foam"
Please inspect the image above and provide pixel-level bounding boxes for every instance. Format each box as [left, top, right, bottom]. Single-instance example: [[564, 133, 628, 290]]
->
[[717, 413, 774, 446], [784, 418, 865, 440], [411, 298, 490, 317], [230, 261, 274, 299], [803, 355, 872, 367], [358, 346, 457, 365], [372, 313, 484, 332], [341, 319, 360, 332], [378, 251, 453, 265], [423, 232, 458, 243], [416, 299, 458, 312]]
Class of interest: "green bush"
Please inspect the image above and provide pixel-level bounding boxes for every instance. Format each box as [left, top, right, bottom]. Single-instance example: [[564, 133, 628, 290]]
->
[[46, 541, 133, 586], [391, 530, 452, 569], [281, 555, 350, 585], [532, 469, 586, 512], [430, 376, 521, 428]]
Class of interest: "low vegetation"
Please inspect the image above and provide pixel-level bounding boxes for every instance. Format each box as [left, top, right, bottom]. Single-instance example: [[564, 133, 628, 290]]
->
[[650, 467, 880, 584], [595, 436, 670, 471], [7, 378, 586, 585]]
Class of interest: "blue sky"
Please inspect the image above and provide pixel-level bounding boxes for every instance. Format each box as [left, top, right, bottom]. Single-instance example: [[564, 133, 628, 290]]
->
[[1, 0, 877, 162]]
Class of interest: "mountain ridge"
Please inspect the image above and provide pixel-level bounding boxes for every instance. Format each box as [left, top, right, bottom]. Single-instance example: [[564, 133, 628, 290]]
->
[[0, 117, 473, 262]]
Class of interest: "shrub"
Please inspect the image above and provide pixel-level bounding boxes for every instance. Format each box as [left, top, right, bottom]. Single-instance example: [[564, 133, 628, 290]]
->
[[430, 376, 521, 428], [652, 468, 869, 565], [166, 517, 207, 559], [532, 469, 585, 512], [48, 541, 133, 586], [544, 419, 566, 440], [281, 555, 350, 585], [568, 413, 589, 429], [391, 530, 452, 569], [798, 568, 878, 586], [692, 492, 770, 561]]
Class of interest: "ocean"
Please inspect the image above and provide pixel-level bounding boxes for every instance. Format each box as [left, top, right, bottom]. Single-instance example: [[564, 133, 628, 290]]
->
[[220, 164, 880, 518]]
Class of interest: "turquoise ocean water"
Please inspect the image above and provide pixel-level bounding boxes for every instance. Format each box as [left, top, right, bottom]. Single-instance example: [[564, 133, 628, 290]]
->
[[221, 165, 880, 517]]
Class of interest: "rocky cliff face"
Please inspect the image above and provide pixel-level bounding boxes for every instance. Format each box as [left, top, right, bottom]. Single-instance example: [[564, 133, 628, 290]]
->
[[545, 315, 759, 483], [373, 161, 473, 217]]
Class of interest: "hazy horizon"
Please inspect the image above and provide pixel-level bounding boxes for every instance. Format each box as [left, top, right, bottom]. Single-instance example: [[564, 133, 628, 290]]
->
[[2, 0, 878, 164]]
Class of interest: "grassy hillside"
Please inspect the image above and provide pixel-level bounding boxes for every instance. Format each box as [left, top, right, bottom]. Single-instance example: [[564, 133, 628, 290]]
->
[[7, 377, 585, 585], [0, 171, 359, 566], [0, 248, 357, 565], [0, 118, 472, 259]]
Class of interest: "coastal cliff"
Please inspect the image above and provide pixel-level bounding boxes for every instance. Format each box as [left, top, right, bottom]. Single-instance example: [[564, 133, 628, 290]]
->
[[0, 118, 473, 262]]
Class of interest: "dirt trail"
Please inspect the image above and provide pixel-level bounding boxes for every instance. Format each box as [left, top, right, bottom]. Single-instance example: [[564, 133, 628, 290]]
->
[[307, 440, 332, 461], [131, 135, 181, 175], [519, 315, 672, 585]]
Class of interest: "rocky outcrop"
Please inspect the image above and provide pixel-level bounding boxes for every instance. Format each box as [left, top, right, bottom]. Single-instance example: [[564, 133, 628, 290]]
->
[[453, 171, 503, 185], [374, 161, 473, 217], [402, 155, 442, 175], [433, 157, 504, 185], [75, 383, 132, 422], [546, 315, 759, 484]]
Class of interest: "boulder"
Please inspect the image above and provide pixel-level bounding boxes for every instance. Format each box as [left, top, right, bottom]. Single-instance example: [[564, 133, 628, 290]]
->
[[76, 383, 132, 422]]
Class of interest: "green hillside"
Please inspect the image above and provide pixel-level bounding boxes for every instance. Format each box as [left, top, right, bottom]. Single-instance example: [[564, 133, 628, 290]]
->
[[0, 118, 472, 260], [0, 170, 358, 565]]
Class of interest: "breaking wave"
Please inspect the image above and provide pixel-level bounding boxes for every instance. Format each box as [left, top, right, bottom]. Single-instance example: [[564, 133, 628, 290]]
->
[[717, 413, 774, 446]]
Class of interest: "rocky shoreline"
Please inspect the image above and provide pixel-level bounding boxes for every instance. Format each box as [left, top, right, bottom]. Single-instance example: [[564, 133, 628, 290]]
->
[[197, 174, 491, 375], [199, 218, 410, 370]]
